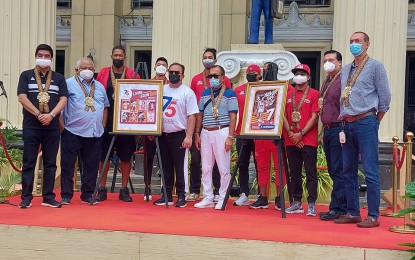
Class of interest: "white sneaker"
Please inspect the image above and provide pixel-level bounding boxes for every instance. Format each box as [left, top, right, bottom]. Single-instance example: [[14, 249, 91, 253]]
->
[[194, 198, 215, 208], [215, 199, 225, 210], [143, 194, 153, 201], [213, 195, 220, 203], [186, 193, 200, 201], [233, 193, 250, 206]]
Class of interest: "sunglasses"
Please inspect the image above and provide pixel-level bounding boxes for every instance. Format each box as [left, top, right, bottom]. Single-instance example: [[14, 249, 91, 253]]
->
[[169, 71, 182, 75], [207, 74, 222, 79]]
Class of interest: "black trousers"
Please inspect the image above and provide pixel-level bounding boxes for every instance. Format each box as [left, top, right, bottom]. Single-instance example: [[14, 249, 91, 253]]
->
[[286, 145, 318, 203], [189, 136, 220, 195], [21, 128, 60, 201], [60, 129, 102, 200], [158, 130, 187, 197], [236, 138, 257, 196], [144, 137, 156, 187]]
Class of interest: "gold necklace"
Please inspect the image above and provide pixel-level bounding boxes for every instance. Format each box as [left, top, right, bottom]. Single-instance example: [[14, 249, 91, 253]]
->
[[210, 85, 226, 119], [75, 75, 96, 111], [110, 66, 126, 99], [291, 86, 310, 130], [342, 54, 369, 107], [319, 70, 341, 110], [34, 68, 52, 113]]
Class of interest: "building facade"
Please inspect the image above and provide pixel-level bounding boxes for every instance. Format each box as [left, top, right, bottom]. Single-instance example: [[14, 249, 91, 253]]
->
[[0, 0, 412, 143]]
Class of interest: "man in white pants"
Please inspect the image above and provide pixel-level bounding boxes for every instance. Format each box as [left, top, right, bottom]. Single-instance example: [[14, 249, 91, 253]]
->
[[194, 65, 238, 210]]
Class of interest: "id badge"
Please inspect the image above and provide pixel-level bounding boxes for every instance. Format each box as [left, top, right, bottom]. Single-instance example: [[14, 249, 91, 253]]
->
[[339, 131, 346, 144]]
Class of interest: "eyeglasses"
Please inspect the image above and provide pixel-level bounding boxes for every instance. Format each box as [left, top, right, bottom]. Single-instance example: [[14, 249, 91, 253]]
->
[[169, 71, 182, 75], [207, 74, 222, 79]]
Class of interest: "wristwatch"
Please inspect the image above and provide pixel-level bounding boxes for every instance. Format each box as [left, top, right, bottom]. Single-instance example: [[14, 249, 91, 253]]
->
[[300, 130, 306, 136], [50, 111, 56, 118]]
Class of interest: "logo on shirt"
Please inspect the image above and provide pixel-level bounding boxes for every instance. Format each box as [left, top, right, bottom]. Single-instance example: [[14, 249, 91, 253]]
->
[[163, 96, 177, 117], [196, 81, 203, 85], [239, 91, 245, 95]]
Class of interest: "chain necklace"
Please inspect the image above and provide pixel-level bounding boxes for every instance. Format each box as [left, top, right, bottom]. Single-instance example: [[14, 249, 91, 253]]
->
[[291, 86, 310, 130], [34, 68, 52, 113], [75, 75, 96, 111], [319, 70, 341, 111], [202, 70, 209, 89], [342, 54, 369, 107], [210, 85, 226, 119], [110, 66, 126, 99]]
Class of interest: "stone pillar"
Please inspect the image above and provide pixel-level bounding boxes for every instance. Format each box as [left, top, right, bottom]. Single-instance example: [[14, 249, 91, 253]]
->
[[219, 0, 250, 51], [152, 0, 220, 85], [70, 0, 121, 74], [0, 0, 56, 127], [332, 0, 408, 142]]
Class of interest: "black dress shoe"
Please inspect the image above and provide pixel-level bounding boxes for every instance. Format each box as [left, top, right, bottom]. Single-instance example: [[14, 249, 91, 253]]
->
[[320, 210, 341, 220]]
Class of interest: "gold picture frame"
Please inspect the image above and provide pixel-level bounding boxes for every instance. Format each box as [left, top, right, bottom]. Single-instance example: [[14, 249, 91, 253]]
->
[[240, 80, 289, 138], [113, 79, 164, 135]]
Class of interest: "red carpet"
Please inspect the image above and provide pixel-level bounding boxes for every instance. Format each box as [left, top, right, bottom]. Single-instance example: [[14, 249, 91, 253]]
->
[[0, 193, 411, 251]]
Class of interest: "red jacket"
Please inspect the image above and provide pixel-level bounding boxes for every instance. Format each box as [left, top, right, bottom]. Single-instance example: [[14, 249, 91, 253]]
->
[[96, 66, 140, 89]]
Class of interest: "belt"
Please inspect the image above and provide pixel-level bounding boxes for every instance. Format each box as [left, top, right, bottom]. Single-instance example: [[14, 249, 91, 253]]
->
[[343, 111, 376, 123], [162, 130, 185, 136], [323, 122, 342, 129], [203, 125, 229, 131]]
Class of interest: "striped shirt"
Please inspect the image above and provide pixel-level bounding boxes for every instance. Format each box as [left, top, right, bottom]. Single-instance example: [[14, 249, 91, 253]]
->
[[198, 87, 238, 128]]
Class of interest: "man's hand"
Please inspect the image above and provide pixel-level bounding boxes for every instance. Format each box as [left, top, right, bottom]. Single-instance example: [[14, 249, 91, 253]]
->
[[182, 136, 192, 149], [195, 134, 201, 150], [295, 140, 304, 148], [38, 113, 53, 126], [290, 132, 302, 144], [147, 136, 155, 141], [225, 137, 233, 152]]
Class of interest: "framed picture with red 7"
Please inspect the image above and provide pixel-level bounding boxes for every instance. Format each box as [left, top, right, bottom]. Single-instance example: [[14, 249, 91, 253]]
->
[[113, 79, 164, 135], [240, 80, 289, 138]]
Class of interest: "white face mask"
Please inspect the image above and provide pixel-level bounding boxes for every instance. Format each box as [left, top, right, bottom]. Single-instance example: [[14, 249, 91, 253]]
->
[[323, 61, 336, 73], [79, 69, 94, 80], [155, 65, 167, 75], [35, 58, 52, 68], [292, 75, 308, 84]]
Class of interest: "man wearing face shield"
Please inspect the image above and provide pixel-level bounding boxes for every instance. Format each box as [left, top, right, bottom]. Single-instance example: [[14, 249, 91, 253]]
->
[[319, 50, 347, 221], [17, 44, 68, 208], [188, 48, 232, 202], [96, 45, 140, 203], [232, 65, 260, 206], [283, 64, 319, 216], [60, 57, 110, 205]]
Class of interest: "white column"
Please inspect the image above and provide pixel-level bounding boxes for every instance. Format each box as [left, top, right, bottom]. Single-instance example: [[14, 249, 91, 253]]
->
[[0, 0, 57, 127], [332, 0, 408, 142]]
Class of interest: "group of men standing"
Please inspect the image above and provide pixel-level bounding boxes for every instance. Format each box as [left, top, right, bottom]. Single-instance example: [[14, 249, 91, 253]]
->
[[17, 31, 391, 228]]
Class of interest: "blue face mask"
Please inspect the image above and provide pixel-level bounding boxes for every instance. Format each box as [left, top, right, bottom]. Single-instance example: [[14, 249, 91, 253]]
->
[[209, 78, 221, 88], [350, 43, 363, 56]]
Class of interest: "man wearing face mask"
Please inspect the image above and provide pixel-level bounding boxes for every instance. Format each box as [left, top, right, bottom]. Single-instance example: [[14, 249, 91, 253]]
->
[[334, 32, 391, 228], [232, 64, 260, 206], [60, 57, 109, 205], [96, 45, 140, 202], [318, 50, 347, 221], [153, 63, 199, 208], [194, 65, 238, 210], [17, 44, 68, 208], [283, 64, 320, 216], [188, 48, 232, 202], [142, 57, 169, 201]]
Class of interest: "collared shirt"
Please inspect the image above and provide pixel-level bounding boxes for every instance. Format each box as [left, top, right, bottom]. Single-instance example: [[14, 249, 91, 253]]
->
[[339, 58, 391, 119], [62, 76, 110, 138], [320, 75, 341, 124], [191, 72, 232, 103], [198, 87, 238, 128]]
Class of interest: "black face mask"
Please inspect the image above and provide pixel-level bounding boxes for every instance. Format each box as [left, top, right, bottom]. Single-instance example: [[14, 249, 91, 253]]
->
[[113, 59, 124, 68], [246, 73, 257, 82], [169, 74, 180, 84]]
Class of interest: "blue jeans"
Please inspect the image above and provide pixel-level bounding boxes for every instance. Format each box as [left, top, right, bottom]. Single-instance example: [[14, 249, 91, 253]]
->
[[323, 126, 347, 214], [342, 115, 380, 219], [249, 0, 274, 44]]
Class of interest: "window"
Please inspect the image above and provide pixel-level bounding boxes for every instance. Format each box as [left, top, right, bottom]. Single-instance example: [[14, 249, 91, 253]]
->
[[284, 0, 331, 7], [404, 52, 415, 134], [132, 0, 153, 9], [55, 50, 66, 77], [134, 50, 152, 79], [57, 0, 71, 8]]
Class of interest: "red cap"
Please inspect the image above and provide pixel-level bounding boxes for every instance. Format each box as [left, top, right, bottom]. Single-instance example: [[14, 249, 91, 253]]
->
[[292, 64, 311, 75], [247, 64, 261, 74]]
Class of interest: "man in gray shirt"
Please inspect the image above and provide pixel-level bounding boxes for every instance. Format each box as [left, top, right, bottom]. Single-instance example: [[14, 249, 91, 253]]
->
[[334, 31, 391, 228]]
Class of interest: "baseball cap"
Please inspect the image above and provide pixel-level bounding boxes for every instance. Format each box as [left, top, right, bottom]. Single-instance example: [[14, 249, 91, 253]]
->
[[247, 64, 261, 74], [292, 64, 311, 75]]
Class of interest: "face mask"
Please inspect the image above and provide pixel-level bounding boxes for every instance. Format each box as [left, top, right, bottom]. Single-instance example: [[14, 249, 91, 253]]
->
[[350, 43, 363, 57], [79, 69, 94, 80], [209, 78, 221, 88], [35, 59, 52, 68], [323, 62, 336, 73], [292, 75, 308, 85], [113, 59, 124, 68], [202, 59, 215, 69], [246, 73, 257, 82], [169, 74, 180, 84], [155, 65, 167, 75]]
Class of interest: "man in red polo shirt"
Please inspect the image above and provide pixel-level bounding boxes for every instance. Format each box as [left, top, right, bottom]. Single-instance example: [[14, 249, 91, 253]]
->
[[188, 48, 231, 202], [283, 64, 319, 216]]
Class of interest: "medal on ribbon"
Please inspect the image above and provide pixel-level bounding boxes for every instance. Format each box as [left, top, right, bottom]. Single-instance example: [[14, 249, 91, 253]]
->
[[34, 68, 52, 113]]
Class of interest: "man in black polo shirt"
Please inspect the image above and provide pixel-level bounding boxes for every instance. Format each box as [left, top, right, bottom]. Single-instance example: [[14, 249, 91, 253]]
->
[[17, 44, 68, 208]]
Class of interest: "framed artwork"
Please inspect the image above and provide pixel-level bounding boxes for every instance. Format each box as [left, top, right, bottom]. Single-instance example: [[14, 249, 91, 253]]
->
[[113, 79, 164, 135], [240, 81, 289, 138]]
